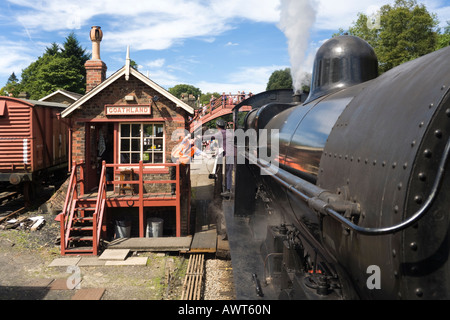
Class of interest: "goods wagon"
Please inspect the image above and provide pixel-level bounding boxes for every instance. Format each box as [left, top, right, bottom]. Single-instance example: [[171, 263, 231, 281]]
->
[[0, 96, 69, 202]]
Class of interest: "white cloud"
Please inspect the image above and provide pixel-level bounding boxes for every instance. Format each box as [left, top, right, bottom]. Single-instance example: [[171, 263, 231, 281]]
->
[[423, 0, 450, 27], [195, 65, 288, 94], [144, 59, 166, 69], [8, 0, 281, 52], [3, 0, 450, 92], [210, 0, 281, 22], [314, 0, 450, 31], [0, 37, 36, 80], [314, 0, 391, 30]]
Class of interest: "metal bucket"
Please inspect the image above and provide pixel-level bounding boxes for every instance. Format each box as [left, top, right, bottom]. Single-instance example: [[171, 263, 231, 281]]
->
[[114, 219, 131, 239], [146, 218, 163, 238]]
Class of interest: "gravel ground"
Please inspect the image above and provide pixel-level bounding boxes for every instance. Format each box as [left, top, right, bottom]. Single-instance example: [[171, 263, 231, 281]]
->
[[0, 207, 235, 300], [204, 259, 236, 300], [0, 160, 236, 300]]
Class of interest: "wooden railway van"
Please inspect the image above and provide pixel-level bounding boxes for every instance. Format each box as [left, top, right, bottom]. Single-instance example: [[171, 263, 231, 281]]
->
[[0, 96, 68, 200]]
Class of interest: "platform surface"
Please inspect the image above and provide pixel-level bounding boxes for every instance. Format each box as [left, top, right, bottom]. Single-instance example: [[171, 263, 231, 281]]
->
[[99, 249, 130, 260], [190, 229, 217, 253], [107, 237, 192, 251]]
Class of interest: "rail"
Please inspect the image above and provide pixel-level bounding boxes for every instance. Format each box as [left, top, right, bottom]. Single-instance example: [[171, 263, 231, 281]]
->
[[59, 161, 85, 253], [105, 161, 183, 237], [181, 254, 205, 300], [190, 95, 252, 132], [93, 161, 108, 254], [105, 161, 181, 196]]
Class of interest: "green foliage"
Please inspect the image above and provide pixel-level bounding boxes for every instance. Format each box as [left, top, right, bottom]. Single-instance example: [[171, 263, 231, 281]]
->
[[336, 0, 439, 73], [168, 84, 202, 100], [1, 32, 89, 99], [266, 68, 292, 91], [0, 72, 19, 96], [436, 21, 450, 49], [200, 92, 220, 106]]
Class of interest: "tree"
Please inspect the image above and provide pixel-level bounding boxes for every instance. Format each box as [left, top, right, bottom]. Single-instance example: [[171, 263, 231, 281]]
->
[[0, 72, 19, 97], [336, 0, 439, 73], [45, 42, 60, 56], [200, 92, 220, 106], [168, 84, 202, 101], [7, 32, 89, 100], [266, 68, 293, 91], [437, 21, 450, 49], [19, 54, 84, 99]]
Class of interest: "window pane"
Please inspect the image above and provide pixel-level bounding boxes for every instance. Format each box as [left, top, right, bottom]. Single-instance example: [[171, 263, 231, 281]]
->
[[143, 124, 153, 137], [143, 152, 152, 163], [154, 139, 163, 151], [131, 153, 140, 163], [143, 138, 152, 151], [154, 153, 163, 164], [121, 124, 130, 137], [120, 153, 130, 164], [132, 124, 141, 137], [121, 139, 130, 151], [131, 139, 140, 151], [155, 124, 163, 137]]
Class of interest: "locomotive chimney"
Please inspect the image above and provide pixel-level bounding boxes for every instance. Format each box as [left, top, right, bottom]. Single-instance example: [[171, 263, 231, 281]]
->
[[85, 26, 107, 93], [293, 89, 302, 103]]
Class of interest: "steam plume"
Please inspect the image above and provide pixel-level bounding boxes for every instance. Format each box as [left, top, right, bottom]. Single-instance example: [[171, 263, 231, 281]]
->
[[278, 0, 317, 93]]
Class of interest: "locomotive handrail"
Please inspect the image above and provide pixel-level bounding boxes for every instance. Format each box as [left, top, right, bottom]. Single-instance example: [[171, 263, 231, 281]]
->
[[247, 135, 450, 235]]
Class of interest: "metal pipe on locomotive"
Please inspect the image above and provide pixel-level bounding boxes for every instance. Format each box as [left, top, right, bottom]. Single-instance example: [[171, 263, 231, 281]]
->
[[231, 35, 450, 299]]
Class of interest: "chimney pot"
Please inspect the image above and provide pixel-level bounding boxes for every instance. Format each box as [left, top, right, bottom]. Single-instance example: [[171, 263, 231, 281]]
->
[[90, 26, 103, 60], [85, 26, 107, 92]]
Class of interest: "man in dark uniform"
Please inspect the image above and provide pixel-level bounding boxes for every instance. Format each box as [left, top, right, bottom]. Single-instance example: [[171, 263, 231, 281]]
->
[[215, 119, 233, 197]]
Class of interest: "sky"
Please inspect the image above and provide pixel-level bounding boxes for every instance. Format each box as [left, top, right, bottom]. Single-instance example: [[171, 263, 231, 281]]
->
[[0, 0, 449, 96]]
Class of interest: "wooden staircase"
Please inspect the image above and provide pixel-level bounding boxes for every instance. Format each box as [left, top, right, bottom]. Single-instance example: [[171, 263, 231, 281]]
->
[[63, 198, 97, 254], [58, 161, 106, 256]]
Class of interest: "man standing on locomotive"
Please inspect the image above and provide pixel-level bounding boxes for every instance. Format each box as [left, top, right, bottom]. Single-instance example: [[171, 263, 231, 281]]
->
[[215, 119, 234, 197]]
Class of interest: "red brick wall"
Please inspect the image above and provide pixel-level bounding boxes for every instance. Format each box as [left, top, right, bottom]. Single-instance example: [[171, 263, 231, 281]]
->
[[70, 73, 190, 164], [85, 60, 107, 93]]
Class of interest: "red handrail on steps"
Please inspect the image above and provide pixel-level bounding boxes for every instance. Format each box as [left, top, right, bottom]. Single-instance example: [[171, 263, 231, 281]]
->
[[58, 161, 85, 255]]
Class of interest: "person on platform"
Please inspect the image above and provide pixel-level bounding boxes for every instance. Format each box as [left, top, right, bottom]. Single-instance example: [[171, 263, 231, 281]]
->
[[170, 134, 210, 195], [214, 119, 234, 197]]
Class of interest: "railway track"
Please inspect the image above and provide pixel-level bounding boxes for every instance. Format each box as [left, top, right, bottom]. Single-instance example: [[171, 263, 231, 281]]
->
[[181, 254, 205, 300], [180, 254, 236, 300], [0, 191, 24, 216]]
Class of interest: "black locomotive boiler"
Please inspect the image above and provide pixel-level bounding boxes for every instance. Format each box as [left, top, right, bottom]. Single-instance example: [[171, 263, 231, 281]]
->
[[229, 35, 450, 300]]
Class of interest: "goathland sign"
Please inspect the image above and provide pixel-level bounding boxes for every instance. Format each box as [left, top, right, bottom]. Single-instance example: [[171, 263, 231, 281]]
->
[[105, 105, 151, 115]]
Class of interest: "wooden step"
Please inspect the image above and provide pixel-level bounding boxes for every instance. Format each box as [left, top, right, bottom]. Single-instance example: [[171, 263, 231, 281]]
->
[[70, 226, 94, 231], [75, 207, 96, 211], [72, 216, 94, 221], [64, 246, 94, 254], [69, 236, 93, 242]]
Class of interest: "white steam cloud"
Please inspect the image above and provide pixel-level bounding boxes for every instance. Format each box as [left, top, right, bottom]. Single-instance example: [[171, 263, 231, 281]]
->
[[278, 0, 317, 93]]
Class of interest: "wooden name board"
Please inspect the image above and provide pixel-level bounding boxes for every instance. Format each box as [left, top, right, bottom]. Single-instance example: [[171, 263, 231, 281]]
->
[[105, 105, 151, 116]]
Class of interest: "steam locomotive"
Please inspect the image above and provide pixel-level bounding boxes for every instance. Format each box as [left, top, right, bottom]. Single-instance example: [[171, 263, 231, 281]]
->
[[229, 35, 450, 299]]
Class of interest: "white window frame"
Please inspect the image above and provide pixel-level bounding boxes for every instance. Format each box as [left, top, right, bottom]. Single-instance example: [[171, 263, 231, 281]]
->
[[119, 123, 165, 164]]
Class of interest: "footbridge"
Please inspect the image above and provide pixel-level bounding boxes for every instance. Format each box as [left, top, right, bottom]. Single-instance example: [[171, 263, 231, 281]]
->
[[189, 94, 252, 132]]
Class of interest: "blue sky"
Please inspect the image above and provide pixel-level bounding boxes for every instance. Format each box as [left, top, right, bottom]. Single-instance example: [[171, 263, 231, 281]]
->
[[0, 0, 449, 96]]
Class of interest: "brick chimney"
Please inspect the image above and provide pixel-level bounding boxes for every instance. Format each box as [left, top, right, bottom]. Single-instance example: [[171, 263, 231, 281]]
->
[[85, 26, 107, 93]]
